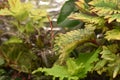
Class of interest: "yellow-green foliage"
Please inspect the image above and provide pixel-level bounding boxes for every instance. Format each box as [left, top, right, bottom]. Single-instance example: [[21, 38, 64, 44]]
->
[[0, 0, 47, 21], [70, 13, 105, 26], [71, 0, 120, 41], [32, 0, 120, 79], [53, 0, 120, 79], [71, 0, 120, 78], [54, 29, 94, 64], [33, 49, 101, 80], [0, 0, 47, 34], [94, 44, 120, 78], [0, 0, 47, 73]]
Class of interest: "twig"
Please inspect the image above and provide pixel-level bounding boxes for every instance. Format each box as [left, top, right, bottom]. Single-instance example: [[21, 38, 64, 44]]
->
[[47, 15, 54, 48]]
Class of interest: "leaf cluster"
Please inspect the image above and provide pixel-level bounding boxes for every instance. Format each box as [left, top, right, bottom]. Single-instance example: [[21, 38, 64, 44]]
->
[[33, 0, 120, 79], [70, 0, 120, 79], [0, 0, 48, 73]]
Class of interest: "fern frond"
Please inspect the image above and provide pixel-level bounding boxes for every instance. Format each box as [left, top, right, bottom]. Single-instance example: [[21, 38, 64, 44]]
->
[[89, 0, 120, 16], [104, 14, 120, 23], [89, 0, 118, 8], [75, 0, 90, 13], [95, 45, 120, 78], [105, 29, 120, 40], [69, 13, 105, 25], [54, 29, 94, 64]]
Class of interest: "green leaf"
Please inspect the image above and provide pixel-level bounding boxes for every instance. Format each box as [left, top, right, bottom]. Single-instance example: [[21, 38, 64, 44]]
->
[[105, 29, 120, 40], [94, 59, 107, 71], [8, 0, 30, 20], [104, 14, 120, 23], [95, 45, 120, 77], [69, 13, 105, 25], [107, 44, 118, 53], [76, 48, 101, 73], [113, 66, 120, 78], [54, 29, 94, 64], [30, 9, 47, 21], [89, 0, 118, 9], [75, 0, 90, 13], [4, 37, 22, 44], [25, 22, 34, 33], [67, 58, 84, 76], [57, 0, 75, 24], [88, 0, 120, 17], [32, 64, 78, 80], [42, 65, 68, 77], [1, 44, 37, 73], [33, 48, 100, 79], [8, 0, 21, 9], [100, 46, 116, 61]]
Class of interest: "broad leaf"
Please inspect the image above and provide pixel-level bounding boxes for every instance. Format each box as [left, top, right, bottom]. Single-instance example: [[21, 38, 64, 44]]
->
[[33, 48, 100, 80], [76, 48, 101, 73], [32, 64, 79, 80], [57, 0, 75, 24]]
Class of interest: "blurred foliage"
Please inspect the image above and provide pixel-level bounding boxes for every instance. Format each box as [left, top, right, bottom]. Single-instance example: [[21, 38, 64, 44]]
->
[[0, 0, 49, 74], [33, 48, 100, 80], [1, 0, 120, 80]]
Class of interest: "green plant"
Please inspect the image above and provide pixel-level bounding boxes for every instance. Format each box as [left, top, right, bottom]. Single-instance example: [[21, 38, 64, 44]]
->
[[33, 48, 101, 80], [33, 0, 99, 80], [0, 0, 47, 73], [33, 0, 120, 79], [71, 0, 120, 79]]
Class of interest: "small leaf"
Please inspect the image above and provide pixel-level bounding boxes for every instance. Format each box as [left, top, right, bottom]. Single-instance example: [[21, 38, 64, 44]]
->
[[75, 0, 89, 12], [57, 0, 75, 24], [4, 37, 22, 44], [113, 66, 120, 78], [75, 48, 101, 77], [105, 29, 120, 40], [67, 58, 84, 76], [105, 14, 120, 23], [67, 58, 77, 74], [94, 59, 107, 70], [8, 0, 21, 9], [100, 46, 116, 61]]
